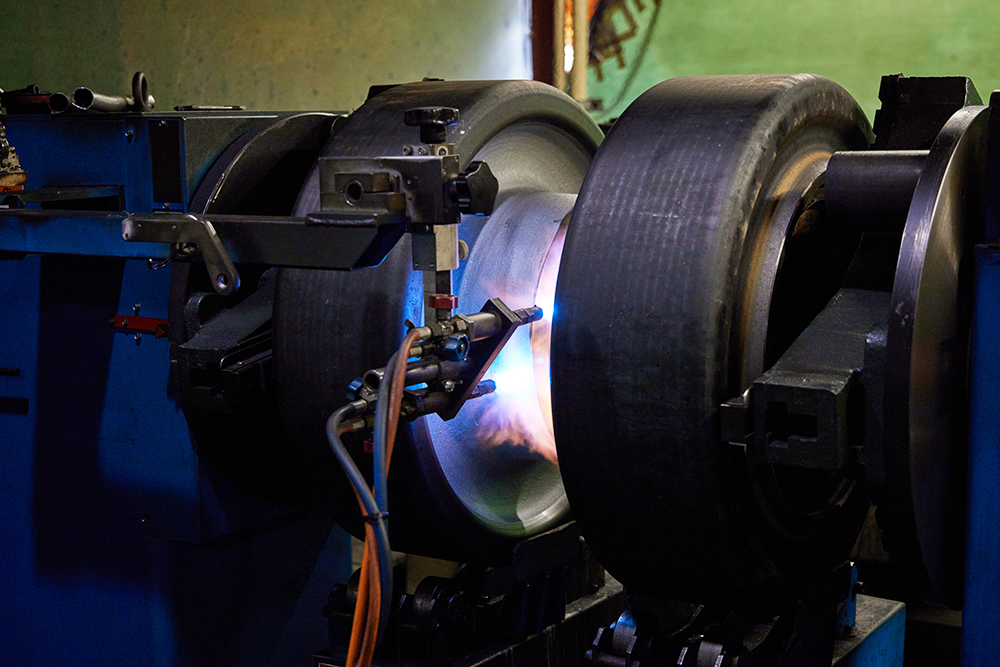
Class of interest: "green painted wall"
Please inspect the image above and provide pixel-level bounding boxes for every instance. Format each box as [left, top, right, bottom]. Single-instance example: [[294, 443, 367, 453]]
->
[[1, 0, 531, 112], [589, 0, 1000, 123], [6, 0, 998, 129]]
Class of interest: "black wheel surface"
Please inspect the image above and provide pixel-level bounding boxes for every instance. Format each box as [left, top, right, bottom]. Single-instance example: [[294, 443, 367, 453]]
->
[[551, 75, 873, 610], [273, 81, 602, 563]]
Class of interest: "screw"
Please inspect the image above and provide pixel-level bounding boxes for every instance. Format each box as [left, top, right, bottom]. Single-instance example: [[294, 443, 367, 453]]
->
[[133, 303, 141, 315], [125, 127, 135, 143], [134, 333, 142, 346], [417, 146, 427, 155], [402, 145, 413, 155], [437, 146, 447, 155]]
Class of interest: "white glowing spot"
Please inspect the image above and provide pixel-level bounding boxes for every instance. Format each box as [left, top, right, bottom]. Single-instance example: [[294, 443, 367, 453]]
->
[[493, 367, 533, 394], [564, 45, 574, 72], [536, 292, 556, 323]]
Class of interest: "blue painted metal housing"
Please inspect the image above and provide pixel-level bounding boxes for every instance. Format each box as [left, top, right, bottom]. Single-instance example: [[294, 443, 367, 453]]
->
[[833, 596, 906, 667], [964, 243, 1000, 664], [0, 112, 351, 666]]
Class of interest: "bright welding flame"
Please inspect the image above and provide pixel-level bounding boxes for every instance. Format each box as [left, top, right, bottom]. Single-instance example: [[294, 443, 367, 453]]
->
[[474, 222, 567, 464]]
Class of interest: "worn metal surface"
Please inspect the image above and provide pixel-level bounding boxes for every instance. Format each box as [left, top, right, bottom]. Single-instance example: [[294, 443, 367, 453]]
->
[[872, 75, 981, 150], [882, 104, 988, 607], [552, 74, 873, 609], [274, 80, 601, 563]]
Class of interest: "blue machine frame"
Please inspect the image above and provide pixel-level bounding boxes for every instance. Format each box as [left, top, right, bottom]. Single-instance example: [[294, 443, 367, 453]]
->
[[0, 111, 352, 666]]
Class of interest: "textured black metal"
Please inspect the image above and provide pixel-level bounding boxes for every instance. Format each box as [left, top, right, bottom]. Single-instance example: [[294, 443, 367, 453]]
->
[[750, 288, 890, 471], [552, 75, 873, 610], [274, 80, 602, 563], [872, 74, 981, 150]]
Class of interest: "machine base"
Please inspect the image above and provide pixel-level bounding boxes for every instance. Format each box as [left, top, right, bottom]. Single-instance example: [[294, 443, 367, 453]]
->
[[312, 577, 626, 667]]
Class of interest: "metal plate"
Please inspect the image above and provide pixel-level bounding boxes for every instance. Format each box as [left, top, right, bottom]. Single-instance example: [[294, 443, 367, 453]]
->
[[273, 81, 602, 563], [882, 104, 988, 607], [552, 75, 873, 610]]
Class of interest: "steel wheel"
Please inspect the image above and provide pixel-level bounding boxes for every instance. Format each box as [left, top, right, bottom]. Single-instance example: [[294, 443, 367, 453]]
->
[[273, 81, 602, 563], [552, 75, 873, 610]]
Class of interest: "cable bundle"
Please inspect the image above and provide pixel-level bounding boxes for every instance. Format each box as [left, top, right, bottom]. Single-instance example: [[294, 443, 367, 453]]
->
[[325, 329, 421, 667]]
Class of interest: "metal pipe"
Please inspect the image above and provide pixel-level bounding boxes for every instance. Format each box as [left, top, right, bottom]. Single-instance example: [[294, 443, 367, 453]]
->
[[72, 87, 130, 112], [365, 358, 471, 390], [1, 85, 55, 114], [571, 0, 588, 102], [554, 0, 567, 92], [70, 72, 154, 113], [47, 92, 71, 114]]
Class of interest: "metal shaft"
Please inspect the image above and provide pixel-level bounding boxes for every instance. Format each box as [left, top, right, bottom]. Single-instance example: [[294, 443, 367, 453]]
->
[[571, 0, 588, 102], [825, 150, 928, 232]]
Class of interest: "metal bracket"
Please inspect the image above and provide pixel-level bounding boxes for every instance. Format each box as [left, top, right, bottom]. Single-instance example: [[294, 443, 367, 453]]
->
[[721, 288, 890, 471], [123, 213, 240, 296], [319, 155, 462, 226]]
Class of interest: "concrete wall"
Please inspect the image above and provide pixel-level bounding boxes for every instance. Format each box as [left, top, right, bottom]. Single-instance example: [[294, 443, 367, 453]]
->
[[589, 0, 1000, 123], [1, 0, 532, 112]]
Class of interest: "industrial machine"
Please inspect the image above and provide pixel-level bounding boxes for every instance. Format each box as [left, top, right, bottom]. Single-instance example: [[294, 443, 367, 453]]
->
[[2, 70, 998, 666]]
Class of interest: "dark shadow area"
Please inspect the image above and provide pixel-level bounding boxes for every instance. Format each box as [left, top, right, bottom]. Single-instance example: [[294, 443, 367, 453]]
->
[[26, 255, 348, 665]]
